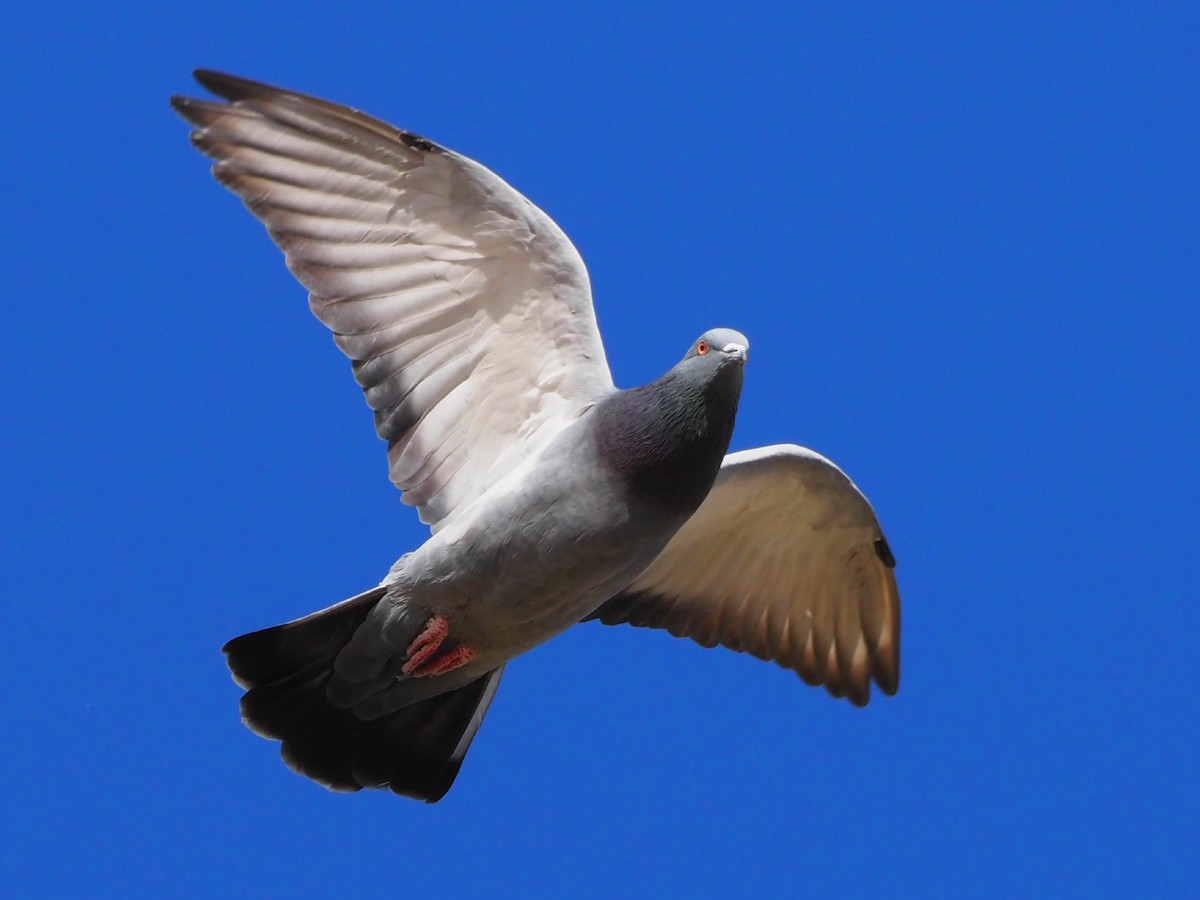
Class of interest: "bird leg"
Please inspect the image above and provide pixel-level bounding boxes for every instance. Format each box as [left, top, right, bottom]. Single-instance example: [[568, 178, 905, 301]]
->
[[400, 615, 477, 677]]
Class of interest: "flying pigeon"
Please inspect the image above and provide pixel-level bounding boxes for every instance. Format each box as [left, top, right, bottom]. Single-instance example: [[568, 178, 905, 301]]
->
[[172, 71, 901, 803]]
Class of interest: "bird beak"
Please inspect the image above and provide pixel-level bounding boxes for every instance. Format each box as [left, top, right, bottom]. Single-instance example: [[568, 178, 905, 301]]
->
[[722, 342, 748, 363]]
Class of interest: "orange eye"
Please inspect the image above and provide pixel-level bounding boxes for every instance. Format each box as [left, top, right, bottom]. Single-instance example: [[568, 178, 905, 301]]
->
[[697, 340, 709, 356]]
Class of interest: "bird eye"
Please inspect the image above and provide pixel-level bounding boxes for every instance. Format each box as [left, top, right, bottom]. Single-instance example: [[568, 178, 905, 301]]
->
[[697, 340, 708, 356]]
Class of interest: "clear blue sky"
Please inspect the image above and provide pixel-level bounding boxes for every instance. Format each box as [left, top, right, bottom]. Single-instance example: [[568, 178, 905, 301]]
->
[[2, 2, 1196, 896]]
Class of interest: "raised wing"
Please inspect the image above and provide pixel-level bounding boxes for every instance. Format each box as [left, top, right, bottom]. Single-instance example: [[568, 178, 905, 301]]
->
[[589, 444, 900, 706], [172, 71, 614, 530]]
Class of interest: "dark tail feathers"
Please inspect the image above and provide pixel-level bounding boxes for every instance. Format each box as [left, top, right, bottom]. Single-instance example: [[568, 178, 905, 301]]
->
[[222, 587, 503, 803]]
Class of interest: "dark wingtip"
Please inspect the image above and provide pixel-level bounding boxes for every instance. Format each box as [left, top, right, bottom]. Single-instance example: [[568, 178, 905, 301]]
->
[[398, 131, 440, 154], [874, 649, 900, 698], [192, 69, 269, 101], [874, 537, 896, 568], [169, 94, 203, 123]]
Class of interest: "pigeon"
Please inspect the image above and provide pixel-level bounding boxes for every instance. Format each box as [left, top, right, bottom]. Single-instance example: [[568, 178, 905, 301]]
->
[[172, 71, 901, 803]]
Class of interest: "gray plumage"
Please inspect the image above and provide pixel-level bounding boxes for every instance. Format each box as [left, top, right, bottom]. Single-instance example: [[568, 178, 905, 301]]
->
[[174, 72, 901, 803]]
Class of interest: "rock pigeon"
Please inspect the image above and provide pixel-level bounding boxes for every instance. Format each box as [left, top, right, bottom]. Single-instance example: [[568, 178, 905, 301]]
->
[[172, 71, 901, 803]]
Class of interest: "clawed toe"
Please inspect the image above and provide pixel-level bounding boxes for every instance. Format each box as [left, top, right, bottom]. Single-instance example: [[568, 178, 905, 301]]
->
[[400, 615, 476, 677], [418, 645, 478, 676]]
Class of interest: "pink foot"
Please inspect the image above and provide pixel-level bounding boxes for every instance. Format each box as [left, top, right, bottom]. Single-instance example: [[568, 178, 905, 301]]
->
[[401, 615, 450, 674], [400, 615, 477, 678], [419, 645, 477, 677]]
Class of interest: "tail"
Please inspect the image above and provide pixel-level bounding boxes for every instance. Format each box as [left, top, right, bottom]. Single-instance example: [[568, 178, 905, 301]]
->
[[222, 587, 503, 803]]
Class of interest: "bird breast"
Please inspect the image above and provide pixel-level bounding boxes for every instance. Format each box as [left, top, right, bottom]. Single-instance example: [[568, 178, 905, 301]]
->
[[386, 416, 686, 661]]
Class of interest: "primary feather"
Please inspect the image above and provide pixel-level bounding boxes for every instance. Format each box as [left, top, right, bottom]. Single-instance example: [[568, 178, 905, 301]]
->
[[176, 70, 612, 532]]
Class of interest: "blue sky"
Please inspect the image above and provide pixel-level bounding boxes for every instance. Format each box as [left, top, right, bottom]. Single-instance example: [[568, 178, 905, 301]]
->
[[2, 2, 1197, 896]]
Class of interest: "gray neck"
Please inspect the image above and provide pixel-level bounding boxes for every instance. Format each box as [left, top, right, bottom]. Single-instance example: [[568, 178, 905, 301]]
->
[[593, 363, 742, 516]]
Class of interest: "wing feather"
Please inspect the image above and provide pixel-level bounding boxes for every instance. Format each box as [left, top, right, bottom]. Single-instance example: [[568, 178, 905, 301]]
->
[[589, 444, 900, 706], [173, 71, 613, 530]]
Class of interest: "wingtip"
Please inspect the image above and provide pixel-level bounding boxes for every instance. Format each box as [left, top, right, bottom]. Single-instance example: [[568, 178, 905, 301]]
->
[[874, 537, 896, 569], [168, 94, 198, 120], [192, 68, 256, 100], [169, 92, 222, 128], [874, 655, 900, 697]]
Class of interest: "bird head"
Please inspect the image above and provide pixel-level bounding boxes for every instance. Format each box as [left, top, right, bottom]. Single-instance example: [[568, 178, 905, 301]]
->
[[682, 328, 750, 366]]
